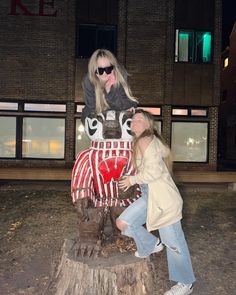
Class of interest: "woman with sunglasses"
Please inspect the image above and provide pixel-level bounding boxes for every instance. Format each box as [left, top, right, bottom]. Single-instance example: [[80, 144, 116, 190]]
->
[[81, 49, 138, 124]]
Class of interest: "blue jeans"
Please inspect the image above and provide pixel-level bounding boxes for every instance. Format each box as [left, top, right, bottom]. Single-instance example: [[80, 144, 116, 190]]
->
[[117, 185, 196, 284], [118, 186, 158, 257]]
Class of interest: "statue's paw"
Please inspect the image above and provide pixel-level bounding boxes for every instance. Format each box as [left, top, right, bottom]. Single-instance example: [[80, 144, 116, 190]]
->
[[118, 184, 140, 200], [76, 239, 102, 258]]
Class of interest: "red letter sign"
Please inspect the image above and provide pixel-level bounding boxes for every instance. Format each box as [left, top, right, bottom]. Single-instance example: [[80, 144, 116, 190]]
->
[[9, 0, 57, 16], [9, 0, 37, 15]]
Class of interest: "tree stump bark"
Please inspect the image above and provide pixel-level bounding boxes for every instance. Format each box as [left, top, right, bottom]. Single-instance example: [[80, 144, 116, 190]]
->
[[51, 238, 155, 295]]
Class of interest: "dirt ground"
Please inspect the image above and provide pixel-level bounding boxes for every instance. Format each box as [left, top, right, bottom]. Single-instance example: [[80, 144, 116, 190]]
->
[[0, 181, 235, 295]]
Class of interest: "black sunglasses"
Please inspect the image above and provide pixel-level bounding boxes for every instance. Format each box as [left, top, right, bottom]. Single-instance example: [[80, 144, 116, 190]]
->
[[96, 65, 114, 75]]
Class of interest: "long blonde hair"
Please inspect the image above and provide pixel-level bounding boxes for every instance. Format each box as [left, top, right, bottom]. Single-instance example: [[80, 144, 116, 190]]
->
[[132, 109, 172, 172], [88, 49, 138, 114]]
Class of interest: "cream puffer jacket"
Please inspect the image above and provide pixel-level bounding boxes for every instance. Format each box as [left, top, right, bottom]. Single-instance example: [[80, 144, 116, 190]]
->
[[129, 137, 183, 231]]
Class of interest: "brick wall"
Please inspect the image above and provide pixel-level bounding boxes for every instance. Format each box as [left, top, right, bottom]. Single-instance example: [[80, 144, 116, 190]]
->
[[208, 106, 218, 169], [0, 0, 75, 102], [213, 0, 222, 105], [118, 0, 173, 105], [161, 105, 172, 146]]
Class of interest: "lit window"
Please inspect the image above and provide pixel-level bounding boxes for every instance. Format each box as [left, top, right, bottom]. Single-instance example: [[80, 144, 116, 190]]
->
[[0, 116, 16, 158], [171, 122, 208, 162], [175, 30, 194, 62], [0, 102, 18, 111], [24, 103, 66, 112], [76, 104, 85, 113], [139, 107, 161, 116], [22, 118, 65, 159], [172, 109, 188, 116], [75, 119, 91, 156], [191, 109, 207, 116], [196, 32, 212, 63], [224, 57, 229, 68], [175, 30, 212, 63]]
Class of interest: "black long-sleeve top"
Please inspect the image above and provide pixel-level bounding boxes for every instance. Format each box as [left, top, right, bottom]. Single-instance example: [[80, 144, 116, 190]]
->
[[81, 74, 138, 124]]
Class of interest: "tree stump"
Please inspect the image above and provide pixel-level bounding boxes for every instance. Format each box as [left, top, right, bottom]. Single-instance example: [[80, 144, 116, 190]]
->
[[51, 238, 155, 295]]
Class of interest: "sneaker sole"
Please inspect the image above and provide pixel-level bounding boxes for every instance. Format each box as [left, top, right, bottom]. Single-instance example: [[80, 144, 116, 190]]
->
[[164, 285, 193, 295], [135, 243, 164, 258]]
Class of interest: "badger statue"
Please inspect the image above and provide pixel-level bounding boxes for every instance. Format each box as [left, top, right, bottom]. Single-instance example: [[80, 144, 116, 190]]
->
[[71, 110, 140, 257]]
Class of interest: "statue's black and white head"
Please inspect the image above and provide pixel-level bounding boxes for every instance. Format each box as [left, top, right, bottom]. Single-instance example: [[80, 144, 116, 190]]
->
[[85, 110, 133, 141]]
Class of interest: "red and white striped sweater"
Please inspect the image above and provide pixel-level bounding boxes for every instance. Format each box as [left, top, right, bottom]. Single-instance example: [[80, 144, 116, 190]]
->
[[71, 140, 140, 208]]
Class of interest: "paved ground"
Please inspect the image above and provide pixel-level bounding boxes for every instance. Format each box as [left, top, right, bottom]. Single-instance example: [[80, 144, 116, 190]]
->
[[0, 180, 235, 295]]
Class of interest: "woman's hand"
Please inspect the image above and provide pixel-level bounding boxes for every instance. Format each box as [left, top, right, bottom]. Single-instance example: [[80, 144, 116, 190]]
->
[[127, 107, 135, 113], [105, 72, 116, 93], [118, 175, 132, 192]]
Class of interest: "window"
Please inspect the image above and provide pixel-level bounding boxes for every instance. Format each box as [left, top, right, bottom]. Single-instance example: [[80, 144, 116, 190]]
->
[[76, 24, 117, 58], [22, 118, 65, 159], [75, 120, 91, 156], [24, 103, 66, 112], [172, 108, 188, 116], [172, 107, 207, 117], [171, 122, 208, 162], [139, 107, 161, 116], [0, 102, 18, 111], [196, 32, 212, 63], [191, 109, 207, 116], [76, 105, 85, 113], [75, 104, 90, 157], [175, 30, 212, 63], [175, 30, 194, 62], [0, 117, 16, 158], [0, 102, 66, 159]]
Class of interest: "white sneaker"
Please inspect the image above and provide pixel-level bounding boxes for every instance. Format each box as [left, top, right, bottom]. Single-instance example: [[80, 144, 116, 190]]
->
[[164, 283, 193, 295], [134, 239, 164, 258]]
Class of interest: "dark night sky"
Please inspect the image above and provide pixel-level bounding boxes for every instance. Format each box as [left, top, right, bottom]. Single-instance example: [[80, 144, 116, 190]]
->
[[222, 0, 236, 49]]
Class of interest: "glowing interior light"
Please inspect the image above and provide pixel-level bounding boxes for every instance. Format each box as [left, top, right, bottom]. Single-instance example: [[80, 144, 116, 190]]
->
[[78, 125, 84, 132], [186, 138, 195, 146], [202, 32, 211, 62], [224, 57, 229, 68]]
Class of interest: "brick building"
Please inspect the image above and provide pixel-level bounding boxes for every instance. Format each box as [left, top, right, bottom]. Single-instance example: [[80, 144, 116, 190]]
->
[[0, 0, 221, 173], [219, 22, 236, 167]]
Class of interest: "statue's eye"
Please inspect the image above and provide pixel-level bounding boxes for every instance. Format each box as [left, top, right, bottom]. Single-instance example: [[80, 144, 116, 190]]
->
[[92, 120, 97, 127], [127, 120, 131, 128]]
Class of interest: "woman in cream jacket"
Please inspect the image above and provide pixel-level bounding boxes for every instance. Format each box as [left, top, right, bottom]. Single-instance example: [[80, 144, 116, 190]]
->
[[116, 110, 195, 295]]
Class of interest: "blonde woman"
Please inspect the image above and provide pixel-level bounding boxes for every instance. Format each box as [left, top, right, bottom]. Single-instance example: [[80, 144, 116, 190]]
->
[[117, 109, 196, 295], [81, 49, 138, 123]]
